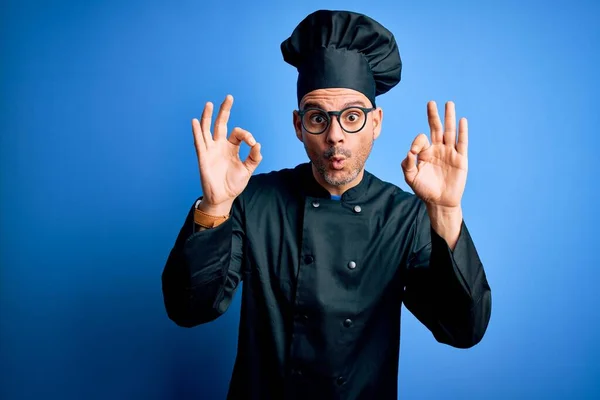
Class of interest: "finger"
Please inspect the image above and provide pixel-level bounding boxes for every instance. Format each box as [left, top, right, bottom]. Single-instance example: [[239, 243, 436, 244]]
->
[[192, 118, 206, 155], [410, 133, 430, 155], [444, 101, 457, 147], [243, 143, 263, 173], [457, 117, 468, 156], [198, 101, 214, 149], [401, 150, 418, 184], [402, 133, 428, 184], [427, 101, 443, 144], [214, 94, 233, 141], [229, 127, 257, 147]]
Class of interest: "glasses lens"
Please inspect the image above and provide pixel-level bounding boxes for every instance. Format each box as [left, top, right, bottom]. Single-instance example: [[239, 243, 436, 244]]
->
[[339, 108, 366, 133], [302, 109, 329, 134]]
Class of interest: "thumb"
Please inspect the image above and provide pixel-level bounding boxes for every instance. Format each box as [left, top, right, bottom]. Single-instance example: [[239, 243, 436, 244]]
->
[[410, 133, 430, 155], [243, 142, 262, 173], [401, 150, 418, 184], [402, 133, 429, 184]]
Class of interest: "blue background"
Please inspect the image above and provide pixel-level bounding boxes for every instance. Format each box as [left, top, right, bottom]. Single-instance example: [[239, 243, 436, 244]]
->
[[2, 0, 599, 399]]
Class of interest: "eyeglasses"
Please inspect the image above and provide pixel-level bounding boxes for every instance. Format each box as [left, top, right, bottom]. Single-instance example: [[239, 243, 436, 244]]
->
[[298, 106, 375, 135]]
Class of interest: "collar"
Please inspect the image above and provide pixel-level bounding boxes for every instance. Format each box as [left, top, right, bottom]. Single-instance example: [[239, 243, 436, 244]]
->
[[296, 162, 371, 202]]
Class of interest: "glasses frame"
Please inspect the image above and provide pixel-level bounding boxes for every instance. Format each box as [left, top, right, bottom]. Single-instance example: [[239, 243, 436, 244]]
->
[[298, 106, 376, 135]]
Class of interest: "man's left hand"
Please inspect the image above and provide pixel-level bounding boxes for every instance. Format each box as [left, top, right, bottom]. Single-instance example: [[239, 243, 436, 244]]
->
[[401, 101, 468, 210]]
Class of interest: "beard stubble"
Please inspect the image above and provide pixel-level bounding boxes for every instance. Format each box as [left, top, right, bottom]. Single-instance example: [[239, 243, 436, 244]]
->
[[307, 138, 374, 187]]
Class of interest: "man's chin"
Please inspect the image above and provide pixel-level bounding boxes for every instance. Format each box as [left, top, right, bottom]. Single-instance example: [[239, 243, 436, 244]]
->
[[311, 157, 360, 186], [323, 169, 356, 186]]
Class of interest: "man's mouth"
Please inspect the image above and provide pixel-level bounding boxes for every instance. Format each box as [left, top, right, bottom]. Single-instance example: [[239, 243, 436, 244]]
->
[[329, 156, 346, 170]]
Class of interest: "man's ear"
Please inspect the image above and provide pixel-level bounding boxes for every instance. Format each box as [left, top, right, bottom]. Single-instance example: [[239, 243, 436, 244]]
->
[[293, 110, 303, 142], [372, 107, 383, 140]]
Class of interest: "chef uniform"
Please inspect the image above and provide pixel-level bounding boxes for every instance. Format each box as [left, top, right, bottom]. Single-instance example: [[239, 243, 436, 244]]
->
[[162, 9, 492, 400]]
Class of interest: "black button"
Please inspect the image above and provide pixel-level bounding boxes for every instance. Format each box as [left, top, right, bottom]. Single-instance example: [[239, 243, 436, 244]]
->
[[343, 318, 353, 327], [295, 311, 309, 321], [348, 261, 356, 269], [336, 376, 346, 386], [304, 255, 314, 264]]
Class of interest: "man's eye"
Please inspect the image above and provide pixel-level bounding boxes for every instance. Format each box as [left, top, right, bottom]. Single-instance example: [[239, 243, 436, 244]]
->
[[310, 115, 327, 124]]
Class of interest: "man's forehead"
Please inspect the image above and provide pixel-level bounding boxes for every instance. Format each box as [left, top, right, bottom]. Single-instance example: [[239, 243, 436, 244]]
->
[[300, 88, 372, 108]]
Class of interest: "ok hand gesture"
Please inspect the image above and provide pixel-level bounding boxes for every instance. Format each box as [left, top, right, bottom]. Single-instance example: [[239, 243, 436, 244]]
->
[[401, 101, 468, 209], [193, 95, 262, 214]]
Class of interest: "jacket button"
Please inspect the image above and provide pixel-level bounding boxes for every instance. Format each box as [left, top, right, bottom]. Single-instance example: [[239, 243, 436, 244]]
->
[[295, 311, 309, 321], [312, 201, 320, 208], [336, 376, 346, 386], [304, 255, 314, 264], [353, 205, 362, 213], [348, 261, 356, 269], [343, 318, 353, 327]]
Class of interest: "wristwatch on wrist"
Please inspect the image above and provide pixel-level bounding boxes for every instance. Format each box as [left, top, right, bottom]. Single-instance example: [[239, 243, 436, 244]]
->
[[194, 199, 229, 228]]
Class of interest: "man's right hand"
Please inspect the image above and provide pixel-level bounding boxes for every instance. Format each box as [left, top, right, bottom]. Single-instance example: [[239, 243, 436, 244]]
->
[[192, 94, 262, 216]]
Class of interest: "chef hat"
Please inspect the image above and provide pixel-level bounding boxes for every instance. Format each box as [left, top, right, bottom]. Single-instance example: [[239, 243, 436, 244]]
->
[[281, 9, 402, 107]]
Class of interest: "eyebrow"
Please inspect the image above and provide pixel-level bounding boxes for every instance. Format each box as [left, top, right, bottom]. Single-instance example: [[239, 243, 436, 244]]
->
[[301, 100, 369, 110]]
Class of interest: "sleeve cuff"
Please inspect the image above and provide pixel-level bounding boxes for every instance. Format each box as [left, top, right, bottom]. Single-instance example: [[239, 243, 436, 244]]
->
[[430, 221, 485, 301]]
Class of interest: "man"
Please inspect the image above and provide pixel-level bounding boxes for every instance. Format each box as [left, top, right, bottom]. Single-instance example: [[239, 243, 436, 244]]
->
[[162, 9, 492, 400]]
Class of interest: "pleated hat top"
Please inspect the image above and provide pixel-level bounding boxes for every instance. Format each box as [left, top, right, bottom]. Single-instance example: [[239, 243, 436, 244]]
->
[[281, 9, 402, 107]]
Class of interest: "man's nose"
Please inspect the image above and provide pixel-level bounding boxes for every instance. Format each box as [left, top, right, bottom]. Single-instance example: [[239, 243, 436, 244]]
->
[[326, 116, 345, 144]]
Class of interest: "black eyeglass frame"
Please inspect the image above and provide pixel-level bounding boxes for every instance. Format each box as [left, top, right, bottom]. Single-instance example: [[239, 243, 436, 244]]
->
[[297, 106, 376, 135]]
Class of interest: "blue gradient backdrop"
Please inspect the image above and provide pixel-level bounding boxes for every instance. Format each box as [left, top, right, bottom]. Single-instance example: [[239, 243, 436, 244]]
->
[[2, 0, 599, 399]]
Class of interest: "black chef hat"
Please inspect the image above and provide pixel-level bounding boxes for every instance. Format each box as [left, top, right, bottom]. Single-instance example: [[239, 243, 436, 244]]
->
[[281, 9, 402, 107]]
